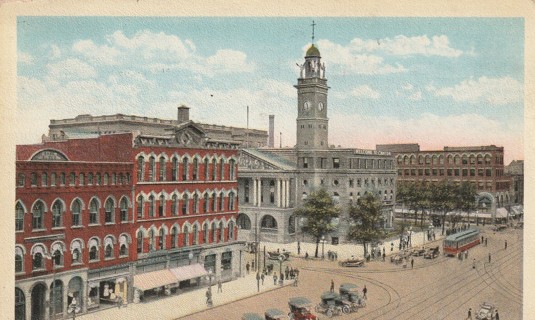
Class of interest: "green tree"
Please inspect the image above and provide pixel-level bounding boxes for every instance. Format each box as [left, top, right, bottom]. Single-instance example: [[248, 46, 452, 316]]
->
[[429, 181, 455, 235], [456, 181, 478, 225], [295, 189, 340, 258], [347, 193, 385, 256]]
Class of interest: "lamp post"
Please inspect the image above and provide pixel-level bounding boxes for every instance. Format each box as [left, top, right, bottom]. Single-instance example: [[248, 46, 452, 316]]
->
[[67, 298, 79, 320], [188, 252, 194, 265], [278, 255, 284, 285], [321, 235, 325, 260], [207, 268, 214, 288]]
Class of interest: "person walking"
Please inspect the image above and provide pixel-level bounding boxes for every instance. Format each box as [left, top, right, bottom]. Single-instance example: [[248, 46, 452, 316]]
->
[[362, 285, 367, 299], [488, 253, 491, 263], [485, 238, 488, 246], [481, 236, 484, 244], [472, 258, 476, 269], [246, 262, 250, 274], [273, 272, 278, 285], [261, 272, 265, 285], [465, 250, 469, 260], [330, 279, 335, 293], [297, 241, 301, 256], [205, 288, 212, 307], [411, 258, 414, 269], [467, 308, 472, 319], [280, 273, 284, 285], [391, 242, 394, 252], [293, 275, 299, 287], [495, 309, 499, 320], [382, 252, 386, 262], [505, 240, 508, 250], [217, 279, 222, 293], [285, 266, 290, 279]]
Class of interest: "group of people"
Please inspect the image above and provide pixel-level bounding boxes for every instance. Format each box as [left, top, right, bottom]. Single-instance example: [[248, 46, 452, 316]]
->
[[326, 250, 338, 261], [467, 307, 499, 320], [271, 266, 300, 286]]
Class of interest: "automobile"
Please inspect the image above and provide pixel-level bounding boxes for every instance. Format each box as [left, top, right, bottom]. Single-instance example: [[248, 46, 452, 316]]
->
[[242, 313, 265, 320], [337, 283, 366, 313], [424, 246, 440, 259], [315, 292, 343, 317], [265, 308, 289, 320], [410, 247, 426, 256], [390, 254, 404, 265], [338, 258, 365, 267], [493, 225, 507, 231], [267, 251, 291, 261], [475, 302, 495, 320], [288, 297, 319, 320]]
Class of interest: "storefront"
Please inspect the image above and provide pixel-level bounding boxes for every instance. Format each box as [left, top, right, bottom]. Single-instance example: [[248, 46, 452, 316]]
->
[[87, 265, 130, 310]]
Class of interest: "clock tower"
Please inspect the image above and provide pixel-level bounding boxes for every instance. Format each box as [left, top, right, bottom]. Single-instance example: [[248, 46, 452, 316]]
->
[[295, 43, 329, 150]]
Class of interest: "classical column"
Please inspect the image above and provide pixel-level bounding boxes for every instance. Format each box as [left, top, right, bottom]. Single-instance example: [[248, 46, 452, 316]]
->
[[285, 179, 290, 208], [257, 179, 262, 207], [277, 178, 282, 207], [281, 179, 286, 208], [252, 178, 257, 206]]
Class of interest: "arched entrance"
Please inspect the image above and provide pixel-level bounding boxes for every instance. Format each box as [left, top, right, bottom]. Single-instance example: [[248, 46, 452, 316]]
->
[[31, 283, 46, 320], [49, 280, 63, 318], [15, 288, 25, 320], [260, 215, 277, 232], [68, 277, 84, 314]]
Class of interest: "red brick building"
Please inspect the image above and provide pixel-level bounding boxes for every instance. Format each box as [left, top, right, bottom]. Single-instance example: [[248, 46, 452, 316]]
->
[[15, 123, 241, 320]]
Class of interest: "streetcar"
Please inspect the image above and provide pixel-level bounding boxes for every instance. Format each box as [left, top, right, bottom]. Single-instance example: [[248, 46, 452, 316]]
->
[[442, 228, 480, 256]]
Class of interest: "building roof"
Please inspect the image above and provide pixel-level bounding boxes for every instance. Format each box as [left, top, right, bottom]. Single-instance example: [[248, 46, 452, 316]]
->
[[305, 44, 321, 57], [241, 148, 296, 171]]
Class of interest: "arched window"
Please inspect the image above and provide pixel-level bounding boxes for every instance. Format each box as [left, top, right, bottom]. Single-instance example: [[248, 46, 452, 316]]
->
[[87, 173, 93, 185], [137, 156, 144, 182], [159, 157, 166, 181], [41, 172, 47, 187], [105, 244, 113, 258], [204, 158, 209, 180], [15, 203, 24, 231], [17, 173, 25, 187], [120, 244, 127, 256], [171, 227, 178, 249], [182, 157, 189, 181], [103, 173, 109, 185], [158, 229, 165, 250], [171, 157, 178, 181], [229, 159, 236, 180], [193, 193, 199, 214], [32, 201, 44, 230], [120, 198, 128, 222], [60, 172, 66, 185], [219, 222, 224, 242], [15, 287, 25, 320], [288, 215, 296, 234], [49, 280, 63, 316], [192, 224, 198, 245], [212, 159, 217, 180], [148, 195, 155, 218], [96, 173, 101, 185], [137, 230, 143, 253], [184, 226, 190, 246], [212, 222, 217, 242], [418, 155, 424, 165], [72, 200, 81, 226], [192, 158, 199, 180], [261, 215, 278, 231], [237, 214, 251, 230], [15, 247, 24, 272], [89, 199, 99, 224], [137, 196, 143, 219], [148, 156, 155, 182], [439, 155, 444, 165], [228, 221, 235, 240], [105, 198, 115, 223], [52, 201, 63, 228], [89, 239, 99, 261], [112, 173, 117, 185], [79, 173, 85, 186], [149, 229, 155, 251], [211, 192, 217, 212], [228, 191, 235, 211], [218, 192, 224, 211], [182, 194, 189, 215], [171, 195, 178, 216], [33, 251, 44, 270], [72, 248, 81, 264], [219, 159, 225, 180], [203, 223, 209, 243], [159, 195, 165, 217], [203, 193, 209, 213]]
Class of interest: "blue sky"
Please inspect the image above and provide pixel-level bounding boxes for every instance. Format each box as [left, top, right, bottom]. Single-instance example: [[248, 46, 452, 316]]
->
[[17, 17, 524, 162]]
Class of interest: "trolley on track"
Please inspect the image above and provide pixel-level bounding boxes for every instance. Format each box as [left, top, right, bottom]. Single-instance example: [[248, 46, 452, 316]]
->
[[442, 228, 480, 256]]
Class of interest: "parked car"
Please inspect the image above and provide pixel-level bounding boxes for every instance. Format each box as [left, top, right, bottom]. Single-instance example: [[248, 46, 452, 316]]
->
[[475, 302, 495, 320], [338, 258, 365, 267], [410, 247, 426, 256], [242, 313, 265, 320], [315, 292, 342, 318], [265, 308, 289, 320], [424, 246, 440, 259], [337, 283, 366, 313], [288, 297, 319, 320], [267, 251, 291, 261]]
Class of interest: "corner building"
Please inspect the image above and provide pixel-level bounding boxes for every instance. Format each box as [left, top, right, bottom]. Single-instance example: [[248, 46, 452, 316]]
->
[[15, 123, 241, 320], [236, 44, 397, 244]]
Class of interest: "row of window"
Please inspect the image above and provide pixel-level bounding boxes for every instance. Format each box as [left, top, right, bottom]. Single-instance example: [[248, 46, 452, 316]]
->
[[15, 197, 130, 232], [136, 191, 236, 219], [398, 168, 495, 177], [137, 155, 236, 183], [396, 153, 501, 166], [18, 171, 131, 188], [136, 221, 235, 253], [301, 157, 394, 170]]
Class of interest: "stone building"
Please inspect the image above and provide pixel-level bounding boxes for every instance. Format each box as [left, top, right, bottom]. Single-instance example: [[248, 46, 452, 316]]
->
[[236, 43, 397, 245], [505, 160, 523, 205]]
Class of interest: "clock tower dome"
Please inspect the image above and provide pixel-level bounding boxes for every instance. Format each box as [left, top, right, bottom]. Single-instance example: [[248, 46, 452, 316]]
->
[[294, 43, 329, 150]]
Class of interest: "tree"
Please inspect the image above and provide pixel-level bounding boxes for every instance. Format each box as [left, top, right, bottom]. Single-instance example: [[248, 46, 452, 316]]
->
[[346, 193, 385, 257], [295, 189, 340, 258], [457, 182, 477, 225], [429, 181, 455, 235]]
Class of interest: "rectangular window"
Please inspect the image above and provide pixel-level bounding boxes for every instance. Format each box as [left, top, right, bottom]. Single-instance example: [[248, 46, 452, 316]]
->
[[411, 169, 417, 176], [439, 169, 444, 176], [418, 169, 424, 176], [462, 169, 468, 176], [425, 169, 430, 176], [320, 158, 327, 169], [432, 169, 437, 176], [303, 157, 308, 169], [470, 169, 476, 176], [486, 169, 492, 177], [478, 169, 484, 176], [447, 169, 453, 176], [50, 173, 56, 186], [349, 179, 354, 188], [454, 169, 460, 176], [357, 179, 362, 187], [333, 158, 340, 169]]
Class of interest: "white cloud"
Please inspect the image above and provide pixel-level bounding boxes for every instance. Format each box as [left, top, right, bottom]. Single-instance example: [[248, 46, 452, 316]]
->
[[408, 91, 422, 101], [350, 85, 380, 99], [350, 35, 463, 57], [49, 45, 61, 59], [402, 83, 414, 91], [429, 76, 523, 105], [46, 58, 97, 80], [72, 39, 120, 65], [18, 51, 34, 64]]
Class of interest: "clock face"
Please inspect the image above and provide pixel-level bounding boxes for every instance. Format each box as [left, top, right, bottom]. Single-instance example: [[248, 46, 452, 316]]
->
[[318, 102, 324, 111], [303, 101, 311, 111]]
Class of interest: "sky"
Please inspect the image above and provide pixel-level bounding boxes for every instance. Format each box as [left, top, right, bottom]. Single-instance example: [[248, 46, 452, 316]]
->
[[16, 17, 524, 163]]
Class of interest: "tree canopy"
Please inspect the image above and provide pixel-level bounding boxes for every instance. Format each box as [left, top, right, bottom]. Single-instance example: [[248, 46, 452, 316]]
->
[[346, 192, 385, 256]]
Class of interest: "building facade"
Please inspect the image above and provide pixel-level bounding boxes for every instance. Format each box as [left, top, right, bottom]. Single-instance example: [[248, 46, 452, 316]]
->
[[236, 44, 397, 245], [505, 160, 523, 205], [15, 125, 242, 320]]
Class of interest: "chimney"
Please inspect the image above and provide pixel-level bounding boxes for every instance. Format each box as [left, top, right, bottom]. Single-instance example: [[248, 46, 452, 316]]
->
[[177, 105, 190, 123], [268, 115, 275, 148]]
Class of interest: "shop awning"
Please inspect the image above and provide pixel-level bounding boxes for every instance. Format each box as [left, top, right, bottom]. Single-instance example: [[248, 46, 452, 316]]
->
[[134, 269, 177, 291], [170, 264, 208, 282]]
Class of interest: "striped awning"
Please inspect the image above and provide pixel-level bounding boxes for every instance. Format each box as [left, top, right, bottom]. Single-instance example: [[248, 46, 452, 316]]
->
[[134, 269, 177, 291], [170, 264, 208, 282]]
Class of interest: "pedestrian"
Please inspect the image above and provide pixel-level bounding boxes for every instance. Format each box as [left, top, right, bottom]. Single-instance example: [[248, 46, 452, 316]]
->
[[505, 240, 507, 250], [467, 307, 472, 319], [217, 279, 222, 293], [362, 285, 367, 299], [297, 241, 301, 256], [383, 247, 386, 255], [293, 275, 299, 287], [481, 236, 484, 244], [285, 266, 289, 279], [205, 288, 212, 306], [116, 296, 123, 309], [488, 253, 491, 263], [273, 272, 278, 285], [465, 250, 469, 259], [252, 260, 255, 270], [411, 258, 414, 269], [305, 252, 309, 260], [246, 262, 250, 274], [261, 272, 265, 285], [330, 279, 335, 293], [495, 309, 499, 320], [399, 242, 402, 251], [391, 242, 394, 252], [280, 273, 284, 285], [485, 238, 488, 246], [382, 252, 386, 262], [472, 258, 476, 269]]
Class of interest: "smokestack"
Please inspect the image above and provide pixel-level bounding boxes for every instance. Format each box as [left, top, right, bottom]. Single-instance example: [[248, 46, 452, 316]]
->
[[268, 115, 275, 148], [177, 105, 190, 123]]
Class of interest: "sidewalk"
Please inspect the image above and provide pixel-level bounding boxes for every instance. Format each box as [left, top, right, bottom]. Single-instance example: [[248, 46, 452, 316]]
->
[[77, 273, 291, 320]]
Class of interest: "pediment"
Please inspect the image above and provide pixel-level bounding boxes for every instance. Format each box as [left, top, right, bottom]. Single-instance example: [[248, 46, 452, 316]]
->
[[171, 122, 207, 147], [239, 150, 287, 171]]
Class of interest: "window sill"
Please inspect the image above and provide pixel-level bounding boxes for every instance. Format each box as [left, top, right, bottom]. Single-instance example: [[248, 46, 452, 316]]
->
[[105, 222, 115, 226], [32, 268, 46, 273], [71, 262, 83, 267], [71, 225, 83, 229], [89, 259, 100, 263], [16, 230, 23, 233], [104, 257, 114, 261], [15, 271, 25, 276], [32, 229, 47, 232], [121, 221, 130, 224], [119, 254, 128, 258], [51, 227, 65, 231], [88, 223, 101, 227]]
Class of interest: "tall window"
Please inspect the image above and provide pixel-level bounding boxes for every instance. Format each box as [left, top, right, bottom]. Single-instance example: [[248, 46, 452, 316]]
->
[[50, 173, 56, 186], [30, 173, 37, 186], [182, 194, 189, 215], [192, 158, 199, 180], [193, 194, 199, 214], [229, 159, 236, 180], [219, 192, 224, 211], [204, 158, 209, 180], [159, 157, 166, 181], [89, 246, 98, 261], [159, 195, 165, 217], [211, 192, 217, 212], [70, 172, 76, 186], [219, 222, 225, 242], [203, 223, 209, 243], [228, 192, 235, 211], [17, 173, 25, 187], [137, 156, 144, 182], [148, 195, 155, 218], [41, 172, 47, 187], [171, 157, 178, 181], [72, 248, 82, 264], [149, 230, 155, 251], [79, 173, 85, 186], [211, 159, 217, 180], [87, 173, 93, 185], [192, 224, 198, 245], [105, 244, 113, 258], [137, 230, 143, 253], [72, 200, 81, 226], [89, 199, 99, 224], [171, 195, 178, 216], [148, 157, 155, 182], [112, 173, 117, 185], [96, 173, 101, 185], [212, 222, 217, 242], [60, 173, 65, 185], [228, 221, 235, 240], [15, 251, 23, 273], [204, 193, 209, 213], [120, 198, 128, 222], [182, 158, 189, 180], [103, 173, 109, 185], [105, 198, 114, 223], [15, 203, 24, 231], [137, 196, 143, 219], [184, 226, 190, 246], [52, 248, 62, 265], [32, 201, 44, 230], [158, 229, 165, 250], [171, 227, 178, 249], [33, 252, 43, 270], [219, 159, 225, 180]]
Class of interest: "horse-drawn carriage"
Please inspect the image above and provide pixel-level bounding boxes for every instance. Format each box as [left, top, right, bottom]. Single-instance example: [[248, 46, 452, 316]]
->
[[314, 292, 343, 318]]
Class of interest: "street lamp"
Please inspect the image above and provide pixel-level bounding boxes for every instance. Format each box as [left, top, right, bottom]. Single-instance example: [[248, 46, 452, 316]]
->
[[321, 235, 325, 260], [207, 268, 214, 288], [67, 298, 80, 320], [188, 252, 194, 265], [278, 255, 285, 285]]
